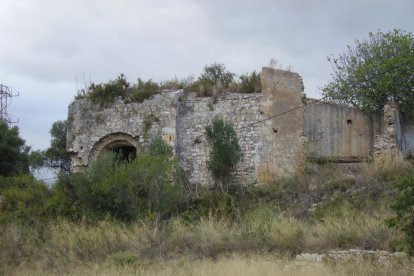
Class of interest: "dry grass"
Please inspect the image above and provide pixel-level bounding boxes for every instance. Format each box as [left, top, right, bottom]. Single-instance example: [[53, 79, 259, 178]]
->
[[304, 208, 398, 251], [7, 253, 414, 276], [2, 157, 413, 275], [0, 208, 403, 275]]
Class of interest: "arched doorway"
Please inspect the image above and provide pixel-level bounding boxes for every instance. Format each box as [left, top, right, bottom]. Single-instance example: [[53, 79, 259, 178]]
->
[[104, 140, 137, 162], [89, 132, 139, 163]]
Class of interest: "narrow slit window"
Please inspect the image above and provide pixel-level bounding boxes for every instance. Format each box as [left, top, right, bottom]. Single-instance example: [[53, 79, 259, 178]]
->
[[347, 119, 352, 125]]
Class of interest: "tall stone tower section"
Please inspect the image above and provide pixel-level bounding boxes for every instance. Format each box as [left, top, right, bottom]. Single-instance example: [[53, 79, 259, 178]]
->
[[257, 68, 306, 182]]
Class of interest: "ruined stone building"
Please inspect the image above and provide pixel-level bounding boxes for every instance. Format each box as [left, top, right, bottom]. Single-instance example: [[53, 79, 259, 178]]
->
[[67, 67, 414, 186]]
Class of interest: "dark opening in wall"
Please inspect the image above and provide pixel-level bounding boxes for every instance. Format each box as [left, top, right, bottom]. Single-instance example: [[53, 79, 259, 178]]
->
[[108, 145, 137, 162], [347, 119, 352, 125]]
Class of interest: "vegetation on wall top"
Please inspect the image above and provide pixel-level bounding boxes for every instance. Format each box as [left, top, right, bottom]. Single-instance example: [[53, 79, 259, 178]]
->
[[76, 74, 161, 105], [74, 64, 263, 105]]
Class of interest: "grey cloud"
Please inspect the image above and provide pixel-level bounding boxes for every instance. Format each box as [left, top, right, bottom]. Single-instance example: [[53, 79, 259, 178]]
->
[[0, 0, 413, 149]]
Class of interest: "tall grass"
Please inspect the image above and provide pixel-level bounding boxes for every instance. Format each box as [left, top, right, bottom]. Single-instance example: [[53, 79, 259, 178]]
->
[[2, 155, 414, 274], [0, 204, 403, 275]]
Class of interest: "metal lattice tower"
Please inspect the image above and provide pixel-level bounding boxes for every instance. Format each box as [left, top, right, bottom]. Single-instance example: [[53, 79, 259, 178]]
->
[[0, 84, 19, 126]]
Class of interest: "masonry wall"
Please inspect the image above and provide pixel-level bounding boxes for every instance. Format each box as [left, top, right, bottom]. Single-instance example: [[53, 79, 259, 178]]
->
[[68, 67, 402, 186], [176, 68, 308, 185], [400, 110, 414, 157], [67, 67, 309, 185], [404, 123, 414, 157], [257, 68, 306, 181], [67, 91, 180, 171], [304, 103, 382, 162], [176, 94, 263, 186]]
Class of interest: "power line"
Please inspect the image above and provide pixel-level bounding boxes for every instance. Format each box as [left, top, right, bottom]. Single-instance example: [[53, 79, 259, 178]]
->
[[236, 97, 328, 131]]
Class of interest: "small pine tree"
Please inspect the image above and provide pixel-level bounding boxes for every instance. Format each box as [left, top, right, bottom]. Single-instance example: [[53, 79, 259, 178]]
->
[[205, 118, 242, 190]]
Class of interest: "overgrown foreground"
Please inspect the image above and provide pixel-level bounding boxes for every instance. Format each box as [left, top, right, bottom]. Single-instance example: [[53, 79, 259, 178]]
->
[[1, 147, 414, 274], [1, 216, 413, 275]]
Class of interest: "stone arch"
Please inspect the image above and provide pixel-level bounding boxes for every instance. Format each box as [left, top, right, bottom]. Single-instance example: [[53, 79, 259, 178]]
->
[[89, 132, 140, 162]]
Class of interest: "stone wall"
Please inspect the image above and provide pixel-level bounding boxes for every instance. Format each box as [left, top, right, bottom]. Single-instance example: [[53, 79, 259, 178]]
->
[[402, 111, 414, 157], [403, 123, 414, 157], [296, 250, 406, 263], [67, 67, 309, 185], [304, 103, 382, 162], [67, 91, 180, 171], [257, 68, 306, 181], [176, 93, 263, 186], [176, 68, 308, 185], [373, 102, 403, 160], [67, 67, 408, 186]]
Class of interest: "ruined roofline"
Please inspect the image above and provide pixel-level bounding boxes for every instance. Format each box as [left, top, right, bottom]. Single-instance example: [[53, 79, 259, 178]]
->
[[71, 67, 307, 106]]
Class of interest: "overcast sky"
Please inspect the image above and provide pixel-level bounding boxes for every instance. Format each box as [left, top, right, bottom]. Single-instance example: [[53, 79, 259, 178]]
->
[[1, 0, 413, 150]]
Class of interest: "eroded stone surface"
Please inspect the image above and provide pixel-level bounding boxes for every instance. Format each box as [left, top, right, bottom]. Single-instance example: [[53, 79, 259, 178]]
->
[[67, 67, 409, 185]]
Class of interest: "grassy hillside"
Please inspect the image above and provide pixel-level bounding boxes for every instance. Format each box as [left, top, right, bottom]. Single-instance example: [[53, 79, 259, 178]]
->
[[1, 153, 414, 275]]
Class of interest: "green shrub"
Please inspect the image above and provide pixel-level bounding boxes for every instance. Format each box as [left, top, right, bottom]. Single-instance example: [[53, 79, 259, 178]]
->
[[239, 71, 261, 93], [387, 175, 414, 255], [131, 78, 160, 103], [199, 63, 234, 88], [79, 75, 160, 105], [50, 139, 185, 222], [195, 63, 234, 97], [160, 77, 187, 91], [205, 118, 242, 190], [0, 175, 50, 224], [181, 189, 239, 221], [88, 74, 130, 105]]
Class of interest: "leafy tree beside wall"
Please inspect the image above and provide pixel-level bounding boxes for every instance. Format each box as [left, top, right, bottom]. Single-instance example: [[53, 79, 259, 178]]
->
[[30, 120, 72, 173], [205, 118, 242, 191], [43, 120, 72, 173], [323, 29, 414, 113]]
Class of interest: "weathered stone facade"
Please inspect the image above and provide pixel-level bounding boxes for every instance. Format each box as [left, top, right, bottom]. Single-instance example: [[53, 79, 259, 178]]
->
[[176, 93, 263, 186], [67, 67, 413, 186], [67, 91, 180, 171]]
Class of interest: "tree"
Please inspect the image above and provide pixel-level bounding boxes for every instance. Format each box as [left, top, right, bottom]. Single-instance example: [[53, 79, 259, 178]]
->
[[0, 121, 29, 176], [43, 120, 71, 173], [323, 29, 414, 113], [199, 63, 234, 89], [205, 118, 242, 190]]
